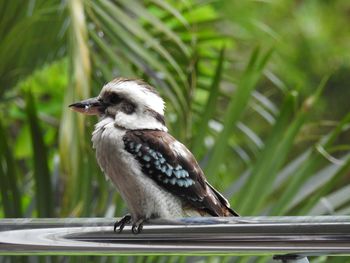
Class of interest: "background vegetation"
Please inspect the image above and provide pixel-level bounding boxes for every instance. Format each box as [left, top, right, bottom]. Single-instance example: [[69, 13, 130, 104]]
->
[[1, 0, 350, 262]]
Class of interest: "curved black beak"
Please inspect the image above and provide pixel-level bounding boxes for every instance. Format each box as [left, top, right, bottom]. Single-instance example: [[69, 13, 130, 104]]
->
[[69, 97, 106, 115]]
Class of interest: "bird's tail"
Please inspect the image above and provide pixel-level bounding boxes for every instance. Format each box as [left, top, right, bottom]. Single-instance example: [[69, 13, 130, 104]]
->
[[226, 206, 240, 217], [206, 182, 240, 217]]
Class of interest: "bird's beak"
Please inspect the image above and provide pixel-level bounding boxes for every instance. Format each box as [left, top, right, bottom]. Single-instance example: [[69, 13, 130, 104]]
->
[[69, 97, 106, 115]]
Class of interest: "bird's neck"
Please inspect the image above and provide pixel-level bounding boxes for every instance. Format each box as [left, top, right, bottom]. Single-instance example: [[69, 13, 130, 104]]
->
[[96, 115, 167, 132]]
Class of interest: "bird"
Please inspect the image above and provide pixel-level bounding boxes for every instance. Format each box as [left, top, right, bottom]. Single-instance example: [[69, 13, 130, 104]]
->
[[69, 78, 239, 234]]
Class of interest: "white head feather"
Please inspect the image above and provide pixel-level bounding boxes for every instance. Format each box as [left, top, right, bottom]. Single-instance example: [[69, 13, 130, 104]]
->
[[98, 78, 167, 131]]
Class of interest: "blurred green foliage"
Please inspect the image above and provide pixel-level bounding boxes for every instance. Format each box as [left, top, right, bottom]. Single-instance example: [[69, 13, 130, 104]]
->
[[0, 0, 350, 262]]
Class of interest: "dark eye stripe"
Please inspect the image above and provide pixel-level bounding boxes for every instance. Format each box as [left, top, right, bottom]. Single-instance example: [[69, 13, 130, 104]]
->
[[109, 93, 122, 104], [145, 108, 165, 125]]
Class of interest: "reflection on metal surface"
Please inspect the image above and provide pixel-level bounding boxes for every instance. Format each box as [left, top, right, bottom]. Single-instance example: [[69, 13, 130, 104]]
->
[[0, 216, 349, 257]]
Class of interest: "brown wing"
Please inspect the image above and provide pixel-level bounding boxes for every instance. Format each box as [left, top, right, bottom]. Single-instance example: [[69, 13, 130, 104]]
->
[[123, 129, 238, 217]]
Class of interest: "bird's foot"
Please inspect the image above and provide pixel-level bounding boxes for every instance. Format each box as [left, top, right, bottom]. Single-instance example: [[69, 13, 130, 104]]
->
[[131, 218, 146, 234], [114, 214, 132, 233]]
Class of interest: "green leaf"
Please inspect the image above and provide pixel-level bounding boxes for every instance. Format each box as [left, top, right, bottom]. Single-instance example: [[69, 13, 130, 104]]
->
[[120, 0, 190, 57], [0, 118, 22, 217], [236, 91, 299, 214], [309, 183, 350, 215], [204, 47, 273, 178], [25, 90, 53, 217], [149, 0, 189, 28], [291, 154, 350, 215], [192, 46, 225, 155], [97, 0, 187, 85], [272, 110, 350, 215]]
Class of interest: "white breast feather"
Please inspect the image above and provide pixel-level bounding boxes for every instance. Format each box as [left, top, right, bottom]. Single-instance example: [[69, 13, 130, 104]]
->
[[92, 117, 187, 219]]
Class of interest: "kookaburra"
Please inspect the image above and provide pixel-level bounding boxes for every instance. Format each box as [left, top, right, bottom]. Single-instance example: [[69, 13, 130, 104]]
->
[[69, 78, 238, 234]]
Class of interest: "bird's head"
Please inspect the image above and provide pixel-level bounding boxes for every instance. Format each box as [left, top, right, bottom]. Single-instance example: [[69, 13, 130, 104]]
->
[[69, 78, 167, 131]]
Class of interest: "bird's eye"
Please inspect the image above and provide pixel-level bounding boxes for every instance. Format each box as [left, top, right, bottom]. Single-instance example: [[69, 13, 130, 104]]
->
[[109, 93, 122, 104]]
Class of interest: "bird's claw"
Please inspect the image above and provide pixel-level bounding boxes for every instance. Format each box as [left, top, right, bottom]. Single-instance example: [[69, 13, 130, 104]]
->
[[114, 215, 146, 234], [114, 214, 131, 233], [131, 219, 145, 234]]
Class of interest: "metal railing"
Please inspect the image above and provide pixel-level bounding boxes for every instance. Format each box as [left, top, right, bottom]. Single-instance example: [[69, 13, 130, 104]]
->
[[1, 216, 350, 262]]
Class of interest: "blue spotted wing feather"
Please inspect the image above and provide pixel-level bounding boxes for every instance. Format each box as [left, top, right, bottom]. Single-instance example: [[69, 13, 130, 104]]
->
[[123, 130, 238, 217]]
